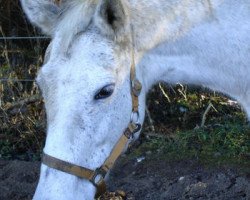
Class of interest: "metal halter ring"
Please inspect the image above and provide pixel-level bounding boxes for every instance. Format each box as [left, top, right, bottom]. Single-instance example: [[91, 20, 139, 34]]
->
[[91, 167, 106, 186], [130, 111, 140, 124]]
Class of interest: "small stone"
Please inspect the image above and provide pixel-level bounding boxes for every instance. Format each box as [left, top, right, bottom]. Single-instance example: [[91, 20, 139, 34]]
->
[[115, 190, 126, 198], [136, 156, 145, 163]]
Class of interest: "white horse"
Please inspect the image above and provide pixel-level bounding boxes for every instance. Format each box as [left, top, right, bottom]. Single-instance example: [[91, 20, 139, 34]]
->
[[21, 0, 250, 199]]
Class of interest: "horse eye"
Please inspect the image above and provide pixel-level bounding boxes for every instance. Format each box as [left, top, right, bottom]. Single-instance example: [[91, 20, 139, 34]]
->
[[94, 84, 115, 100]]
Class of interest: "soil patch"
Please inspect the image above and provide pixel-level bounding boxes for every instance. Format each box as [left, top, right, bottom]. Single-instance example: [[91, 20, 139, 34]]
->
[[0, 155, 249, 200], [0, 160, 40, 200], [109, 155, 250, 200]]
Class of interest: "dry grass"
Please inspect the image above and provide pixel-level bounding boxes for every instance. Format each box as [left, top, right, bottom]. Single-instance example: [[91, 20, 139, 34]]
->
[[0, 1, 48, 160]]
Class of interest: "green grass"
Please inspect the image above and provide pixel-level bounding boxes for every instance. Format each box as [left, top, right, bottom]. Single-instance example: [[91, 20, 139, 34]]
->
[[135, 121, 250, 169]]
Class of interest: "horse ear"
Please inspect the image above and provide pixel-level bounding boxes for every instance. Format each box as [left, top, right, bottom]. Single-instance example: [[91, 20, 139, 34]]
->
[[21, 0, 61, 36], [95, 0, 129, 41]]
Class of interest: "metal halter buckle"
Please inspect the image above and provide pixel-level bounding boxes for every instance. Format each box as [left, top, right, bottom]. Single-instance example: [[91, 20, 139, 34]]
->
[[124, 123, 142, 139]]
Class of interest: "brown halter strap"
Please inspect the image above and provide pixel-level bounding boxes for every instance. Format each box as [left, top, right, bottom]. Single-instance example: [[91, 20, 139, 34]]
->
[[42, 30, 142, 198]]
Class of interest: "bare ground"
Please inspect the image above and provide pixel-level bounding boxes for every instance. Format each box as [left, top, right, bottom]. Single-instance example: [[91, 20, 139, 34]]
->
[[0, 153, 249, 200]]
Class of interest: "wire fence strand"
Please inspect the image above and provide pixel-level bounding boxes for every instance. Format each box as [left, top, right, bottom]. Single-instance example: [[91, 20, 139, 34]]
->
[[0, 36, 50, 40], [0, 78, 35, 82], [0, 37, 45, 83]]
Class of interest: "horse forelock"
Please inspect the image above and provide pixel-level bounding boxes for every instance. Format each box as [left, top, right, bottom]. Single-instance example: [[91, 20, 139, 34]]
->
[[54, 0, 99, 51], [54, 0, 132, 52]]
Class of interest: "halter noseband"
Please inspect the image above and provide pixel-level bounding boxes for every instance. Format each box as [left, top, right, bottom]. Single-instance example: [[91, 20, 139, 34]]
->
[[42, 33, 142, 198]]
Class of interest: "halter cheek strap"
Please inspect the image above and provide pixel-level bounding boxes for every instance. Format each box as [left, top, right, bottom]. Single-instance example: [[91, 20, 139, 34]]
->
[[42, 35, 142, 197]]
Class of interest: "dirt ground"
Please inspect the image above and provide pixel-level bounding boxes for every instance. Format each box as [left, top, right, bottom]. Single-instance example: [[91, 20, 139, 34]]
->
[[0, 152, 249, 200]]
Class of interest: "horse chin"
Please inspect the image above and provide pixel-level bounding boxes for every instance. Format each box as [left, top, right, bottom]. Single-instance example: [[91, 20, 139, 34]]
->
[[33, 165, 96, 200]]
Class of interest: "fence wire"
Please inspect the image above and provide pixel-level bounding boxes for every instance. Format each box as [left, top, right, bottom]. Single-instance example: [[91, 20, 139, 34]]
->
[[0, 78, 35, 82], [0, 36, 50, 40], [0, 36, 47, 82]]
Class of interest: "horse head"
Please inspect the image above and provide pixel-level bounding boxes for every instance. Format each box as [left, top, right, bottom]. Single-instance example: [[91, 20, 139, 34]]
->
[[21, 0, 146, 199]]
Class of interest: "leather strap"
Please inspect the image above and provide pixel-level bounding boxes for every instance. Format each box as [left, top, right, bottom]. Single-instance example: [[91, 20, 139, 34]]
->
[[43, 153, 95, 180], [54, 0, 61, 6], [43, 153, 106, 198], [130, 26, 142, 113], [101, 123, 138, 172]]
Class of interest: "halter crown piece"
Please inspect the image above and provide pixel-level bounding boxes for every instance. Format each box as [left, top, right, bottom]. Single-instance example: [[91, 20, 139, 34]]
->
[[42, 26, 142, 198]]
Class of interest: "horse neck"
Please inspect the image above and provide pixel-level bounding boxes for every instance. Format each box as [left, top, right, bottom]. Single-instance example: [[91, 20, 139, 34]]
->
[[130, 0, 218, 52]]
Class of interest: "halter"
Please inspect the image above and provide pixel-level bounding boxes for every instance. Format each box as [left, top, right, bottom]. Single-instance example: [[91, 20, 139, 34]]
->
[[42, 29, 142, 198]]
